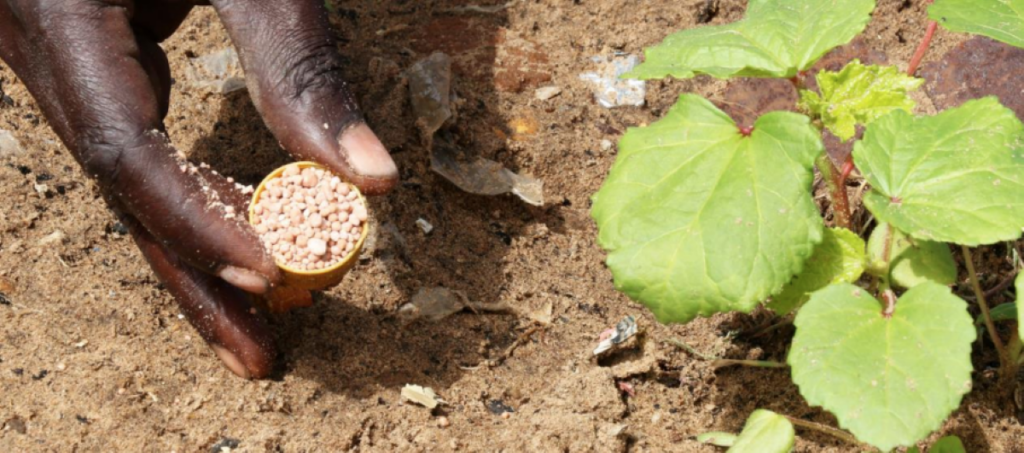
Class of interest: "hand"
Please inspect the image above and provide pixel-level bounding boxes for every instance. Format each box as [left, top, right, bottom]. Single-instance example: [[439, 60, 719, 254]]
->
[[0, 1, 399, 378]]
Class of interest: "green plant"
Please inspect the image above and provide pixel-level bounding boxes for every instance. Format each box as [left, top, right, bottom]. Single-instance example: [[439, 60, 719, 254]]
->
[[930, 0, 1024, 48], [594, 0, 1024, 450]]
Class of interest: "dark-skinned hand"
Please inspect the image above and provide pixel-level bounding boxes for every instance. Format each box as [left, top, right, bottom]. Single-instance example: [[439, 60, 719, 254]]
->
[[0, 0, 399, 379]]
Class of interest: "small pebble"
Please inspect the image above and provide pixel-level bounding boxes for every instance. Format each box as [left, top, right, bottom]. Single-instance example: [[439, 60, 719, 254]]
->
[[437, 416, 450, 428], [308, 238, 327, 256]]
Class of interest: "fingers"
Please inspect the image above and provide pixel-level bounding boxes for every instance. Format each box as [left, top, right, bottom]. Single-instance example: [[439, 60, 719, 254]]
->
[[0, 1, 280, 292], [210, 0, 399, 195], [107, 144, 281, 293], [127, 215, 275, 379]]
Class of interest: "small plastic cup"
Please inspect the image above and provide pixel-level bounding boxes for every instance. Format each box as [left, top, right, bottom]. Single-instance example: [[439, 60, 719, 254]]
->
[[249, 161, 369, 291]]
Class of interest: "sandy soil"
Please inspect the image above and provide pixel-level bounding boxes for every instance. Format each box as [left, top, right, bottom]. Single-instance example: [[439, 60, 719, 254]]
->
[[2, 1, 1022, 451]]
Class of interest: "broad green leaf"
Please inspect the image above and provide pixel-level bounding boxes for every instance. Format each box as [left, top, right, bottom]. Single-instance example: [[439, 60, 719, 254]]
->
[[907, 436, 967, 453], [789, 283, 976, 452], [697, 431, 737, 447], [854, 97, 1024, 246], [1017, 272, 1024, 340], [866, 223, 957, 289], [799, 61, 923, 141], [625, 0, 876, 80], [930, 0, 1024, 49], [728, 409, 794, 453], [930, 435, 967, 453], [592, 94, 823, 323], [769, 227, 866, 315]]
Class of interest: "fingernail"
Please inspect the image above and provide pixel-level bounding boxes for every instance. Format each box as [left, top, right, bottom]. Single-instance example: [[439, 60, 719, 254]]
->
[[338, 123, 399, 179], [218, 266, 270, 294], [211, 344, 251, 379]]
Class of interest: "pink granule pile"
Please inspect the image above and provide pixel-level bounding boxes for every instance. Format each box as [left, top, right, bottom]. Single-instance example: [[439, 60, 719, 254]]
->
[[251, 164, 367, 271]]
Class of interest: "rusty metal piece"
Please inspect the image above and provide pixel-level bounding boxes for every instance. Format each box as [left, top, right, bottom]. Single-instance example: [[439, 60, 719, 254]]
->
[[922, 36, 1024, 120]]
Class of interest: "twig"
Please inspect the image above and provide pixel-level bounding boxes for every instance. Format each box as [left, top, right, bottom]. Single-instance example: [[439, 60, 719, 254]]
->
[[784, 416, 870, 449], [666, 337, 716, 361], [962, 245, 1012, 378], [984, 268, 1020, 300], [751, 317, 794, 339], [460, 325, 543, 370]]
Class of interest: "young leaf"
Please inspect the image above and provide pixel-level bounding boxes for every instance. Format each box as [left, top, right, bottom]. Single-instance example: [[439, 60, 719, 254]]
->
[[1017, 272, 1024, 341], [769, 227, 866, 315], [625, 0, 876, 80], [789, 283, 976, 452], [866, 223, 956, 289], [930, 435, 967, 453], [591, 94, 823, 324], [929, 0, 1024, 49], [728, 409, 794, 453], [798, 61, 923, 141], [696, 431, 737, 447], [853, 97, 1024, 246], [983, 302, 1017, 324]]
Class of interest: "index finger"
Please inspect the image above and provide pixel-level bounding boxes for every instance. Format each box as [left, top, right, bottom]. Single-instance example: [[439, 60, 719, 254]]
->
[[210, 0, 399, 195]]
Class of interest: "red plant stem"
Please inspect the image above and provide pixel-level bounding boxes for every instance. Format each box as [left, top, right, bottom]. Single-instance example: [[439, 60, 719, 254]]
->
[[815, 154, 852, 229], [788, 74, 802, 91], [881, 289, 897, 318], [907, 0, 938, 76], [840, 156, 855, 183]]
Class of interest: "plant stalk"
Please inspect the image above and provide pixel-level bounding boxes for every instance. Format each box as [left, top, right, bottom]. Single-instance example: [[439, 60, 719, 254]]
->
[[1009, 330, 1023, 366], [907, 0, 938, 76], [815, 153, 852, 229], [961, 245, 1012, 377], [839, 156, 856, 185], [711, 359, 788, 369], [783, 416, 867, 448]]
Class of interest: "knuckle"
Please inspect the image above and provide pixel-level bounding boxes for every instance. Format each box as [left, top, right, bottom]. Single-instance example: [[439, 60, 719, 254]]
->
[[280, 42, 347, 97], [76, 125, 153, 186], [271, 36, 362, 122]]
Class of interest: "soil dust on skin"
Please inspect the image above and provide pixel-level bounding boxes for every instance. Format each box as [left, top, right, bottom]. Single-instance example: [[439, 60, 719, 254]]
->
[[1, 1, 1022, 451]]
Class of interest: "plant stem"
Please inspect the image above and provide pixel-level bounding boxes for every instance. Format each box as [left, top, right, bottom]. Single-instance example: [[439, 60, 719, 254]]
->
[[783, 416, 868, 448], [711, 359, 788, 369], [874, 223, 895, 296], [839, 156, 856, 185], [881, 289, 897, 318], [788, 70, 807, 91], [961, 245, 1012, 377], [1009, 330, 1023, 366], [815, 153, 852, 229], [907, 0, 938, 76]]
